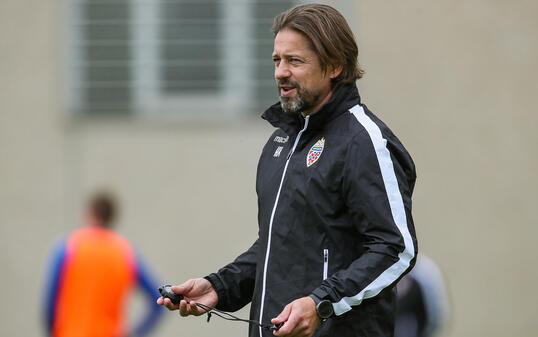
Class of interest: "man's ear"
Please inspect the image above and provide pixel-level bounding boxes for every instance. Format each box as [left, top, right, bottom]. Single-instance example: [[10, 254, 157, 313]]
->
[[329, 64, 343, 79]]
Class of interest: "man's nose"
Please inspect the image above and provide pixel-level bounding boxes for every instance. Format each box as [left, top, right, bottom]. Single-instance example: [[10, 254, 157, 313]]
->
[[275, 62, 291, 81]]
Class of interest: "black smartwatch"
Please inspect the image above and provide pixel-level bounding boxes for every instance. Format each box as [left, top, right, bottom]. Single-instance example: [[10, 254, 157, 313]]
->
[[315, 299, 334, 319]]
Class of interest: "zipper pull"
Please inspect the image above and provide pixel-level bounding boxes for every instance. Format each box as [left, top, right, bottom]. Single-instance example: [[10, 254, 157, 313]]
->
[[323, 249, 329, 280]]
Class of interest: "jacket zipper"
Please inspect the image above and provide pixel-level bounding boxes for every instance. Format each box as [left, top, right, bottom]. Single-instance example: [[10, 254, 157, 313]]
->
[[323, 249, 329, 280], [258, 116, 310, 337]]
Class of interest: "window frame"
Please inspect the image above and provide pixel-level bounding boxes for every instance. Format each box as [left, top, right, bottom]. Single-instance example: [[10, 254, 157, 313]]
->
[[65, 0, 297, 119]]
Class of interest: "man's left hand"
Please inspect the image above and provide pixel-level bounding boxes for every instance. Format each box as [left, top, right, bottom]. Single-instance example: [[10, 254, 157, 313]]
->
[[271, 296, 320, 337]]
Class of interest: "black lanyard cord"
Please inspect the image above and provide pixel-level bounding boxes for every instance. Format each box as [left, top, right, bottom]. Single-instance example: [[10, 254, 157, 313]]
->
[[157, 285, 282, 331], [192, 302, 282, 331]]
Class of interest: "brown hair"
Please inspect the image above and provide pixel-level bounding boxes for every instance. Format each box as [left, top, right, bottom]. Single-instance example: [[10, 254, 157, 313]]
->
[[272, 3, 364, 85], [88, 192, 117, 227]]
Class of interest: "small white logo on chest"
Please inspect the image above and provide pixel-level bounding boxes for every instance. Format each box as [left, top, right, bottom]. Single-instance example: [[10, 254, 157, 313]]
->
[[306, 137, 325, 167], [274, 135, 289, 143], [273, 146, 284, 157]]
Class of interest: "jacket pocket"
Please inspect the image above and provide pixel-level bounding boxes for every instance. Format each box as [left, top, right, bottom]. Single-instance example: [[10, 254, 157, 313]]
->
[[323, 249, 329, 280]]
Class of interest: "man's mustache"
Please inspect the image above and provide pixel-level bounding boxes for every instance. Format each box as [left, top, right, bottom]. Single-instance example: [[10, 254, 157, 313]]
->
[[277, 79, 300, 89]]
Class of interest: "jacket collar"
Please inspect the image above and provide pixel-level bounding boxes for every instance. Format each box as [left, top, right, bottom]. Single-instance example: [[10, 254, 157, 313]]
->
[[261, 83, 361, 136]]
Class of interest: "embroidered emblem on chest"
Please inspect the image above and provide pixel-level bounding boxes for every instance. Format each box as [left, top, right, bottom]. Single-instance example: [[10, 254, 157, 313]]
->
[[306, 137, 325, 167]]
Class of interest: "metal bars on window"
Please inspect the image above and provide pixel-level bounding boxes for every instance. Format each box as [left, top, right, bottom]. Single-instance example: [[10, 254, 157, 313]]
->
[[66, 0, 295, 117]]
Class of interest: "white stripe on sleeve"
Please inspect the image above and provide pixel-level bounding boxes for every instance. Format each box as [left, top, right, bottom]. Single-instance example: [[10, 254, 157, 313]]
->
[[332, 104, 415, 316]]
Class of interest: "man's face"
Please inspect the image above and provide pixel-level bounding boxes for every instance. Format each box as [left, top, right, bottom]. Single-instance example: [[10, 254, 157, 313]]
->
[[272, 29, 339, 116]]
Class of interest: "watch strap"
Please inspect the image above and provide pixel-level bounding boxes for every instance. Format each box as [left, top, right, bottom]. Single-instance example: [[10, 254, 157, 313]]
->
[[309, 293, 322, 305]]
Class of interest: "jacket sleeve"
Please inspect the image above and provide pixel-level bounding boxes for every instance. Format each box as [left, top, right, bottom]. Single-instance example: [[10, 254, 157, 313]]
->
[[205, 239, 259, 312], [310, 125, 418, 316], [43, 238, 67, 336], [131, 252, 163, 337]]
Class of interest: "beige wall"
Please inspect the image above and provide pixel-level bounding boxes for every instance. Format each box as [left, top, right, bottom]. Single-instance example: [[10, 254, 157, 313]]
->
[[0, 0, 65, 334], [354, 2, 538, 336], [1, 1, 537, 336]]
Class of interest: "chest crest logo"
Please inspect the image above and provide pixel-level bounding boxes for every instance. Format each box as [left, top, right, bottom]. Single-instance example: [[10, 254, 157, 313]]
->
[[306, 137, 325, 167]]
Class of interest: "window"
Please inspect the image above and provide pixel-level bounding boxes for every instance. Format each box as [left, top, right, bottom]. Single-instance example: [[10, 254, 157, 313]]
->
[[66, 0, 296, 118]]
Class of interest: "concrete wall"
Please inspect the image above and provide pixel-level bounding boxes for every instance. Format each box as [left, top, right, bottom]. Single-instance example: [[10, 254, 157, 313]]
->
[[1, 1, 537, 336], [354, 2, 538, 335]]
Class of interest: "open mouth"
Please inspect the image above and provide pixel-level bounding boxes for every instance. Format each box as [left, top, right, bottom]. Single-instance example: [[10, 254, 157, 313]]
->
[[279, 85, 297, 97]]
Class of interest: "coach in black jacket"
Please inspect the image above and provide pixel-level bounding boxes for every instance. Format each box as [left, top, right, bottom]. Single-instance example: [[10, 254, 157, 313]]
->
[[158, 4, 417, 337]]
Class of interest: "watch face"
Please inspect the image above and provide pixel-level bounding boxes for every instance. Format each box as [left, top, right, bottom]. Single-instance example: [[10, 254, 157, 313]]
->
[[317, 300, 334, 319]]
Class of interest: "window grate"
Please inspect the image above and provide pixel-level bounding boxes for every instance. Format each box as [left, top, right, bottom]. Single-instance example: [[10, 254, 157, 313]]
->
[[67, 0, 296, 117]]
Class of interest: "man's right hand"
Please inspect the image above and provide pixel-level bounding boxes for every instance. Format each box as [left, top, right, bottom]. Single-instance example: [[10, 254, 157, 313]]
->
[[156, 278, 218, 317]]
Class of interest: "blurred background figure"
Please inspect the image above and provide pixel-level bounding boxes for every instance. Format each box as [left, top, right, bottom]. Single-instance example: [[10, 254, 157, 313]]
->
[[395, 254, 450, 337], [43, 191, 163, 337]]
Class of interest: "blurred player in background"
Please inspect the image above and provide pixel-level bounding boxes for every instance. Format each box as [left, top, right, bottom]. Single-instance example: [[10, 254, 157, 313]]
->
[[43, 192, 163, 337], [395, 254, 450, 337]]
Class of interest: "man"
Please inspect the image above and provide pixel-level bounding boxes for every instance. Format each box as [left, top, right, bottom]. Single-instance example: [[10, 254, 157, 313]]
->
[[158, 4, 418, 337], [44, 192, 163, 337]]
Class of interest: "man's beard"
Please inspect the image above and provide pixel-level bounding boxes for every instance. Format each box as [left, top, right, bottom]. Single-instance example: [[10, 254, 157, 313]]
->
[[278, 79, 321, 115]]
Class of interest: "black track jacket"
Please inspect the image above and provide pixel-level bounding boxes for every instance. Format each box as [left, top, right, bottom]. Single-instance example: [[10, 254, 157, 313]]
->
[[206, 83, 418, 337]]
